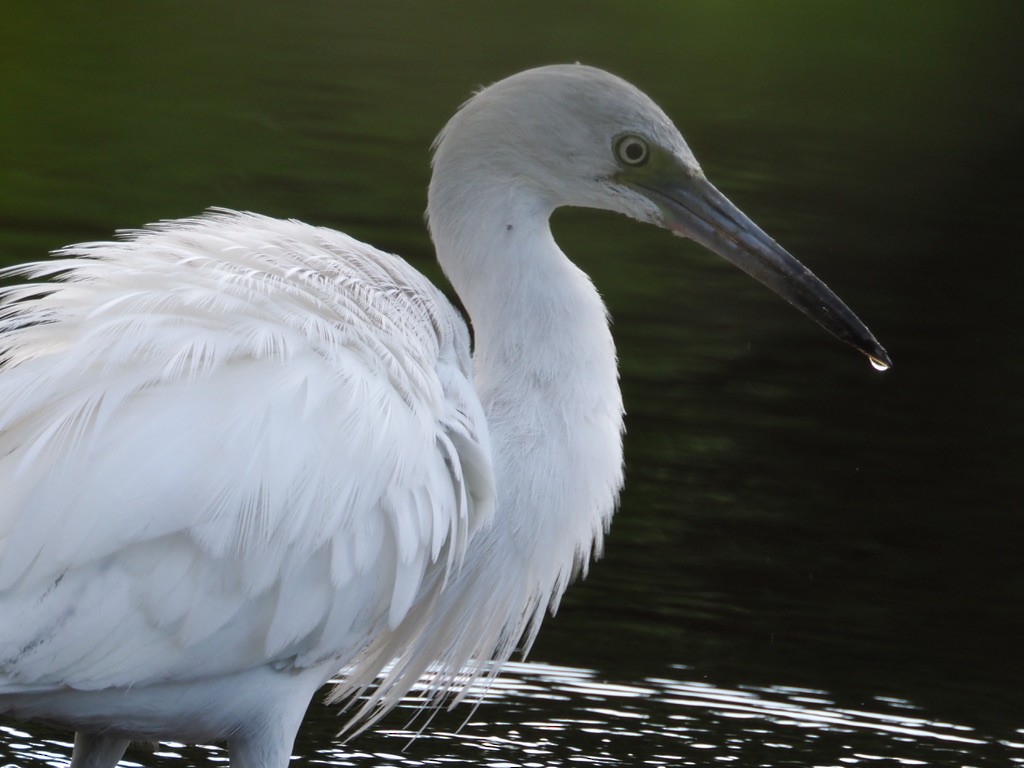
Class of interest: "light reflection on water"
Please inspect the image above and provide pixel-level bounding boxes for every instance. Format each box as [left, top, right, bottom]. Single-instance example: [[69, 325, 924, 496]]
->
[[5, 661, 1017, 767]]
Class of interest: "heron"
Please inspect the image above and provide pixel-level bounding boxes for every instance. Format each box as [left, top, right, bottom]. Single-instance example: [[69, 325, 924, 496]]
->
[[0, 64, 889, 768]]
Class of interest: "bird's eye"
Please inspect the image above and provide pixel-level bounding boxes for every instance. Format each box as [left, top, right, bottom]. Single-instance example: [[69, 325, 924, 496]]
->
[[614, 134, 649, 167]]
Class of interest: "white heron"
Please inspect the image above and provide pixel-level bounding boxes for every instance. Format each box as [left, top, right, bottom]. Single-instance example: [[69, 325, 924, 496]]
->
[[0, 64, 889, 768]]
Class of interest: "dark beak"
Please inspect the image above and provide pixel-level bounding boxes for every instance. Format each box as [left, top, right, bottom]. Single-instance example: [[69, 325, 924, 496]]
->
[[641, 173, 891, 370]]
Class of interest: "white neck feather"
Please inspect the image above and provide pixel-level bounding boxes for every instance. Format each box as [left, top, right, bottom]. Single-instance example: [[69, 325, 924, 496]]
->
[[428, 173, 625, 657]]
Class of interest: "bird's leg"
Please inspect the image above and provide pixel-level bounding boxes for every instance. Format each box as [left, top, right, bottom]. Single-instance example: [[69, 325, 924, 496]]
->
[[227, 705, 307, 768], [69, 732, 130, 768], [228, 733, 298, 768]]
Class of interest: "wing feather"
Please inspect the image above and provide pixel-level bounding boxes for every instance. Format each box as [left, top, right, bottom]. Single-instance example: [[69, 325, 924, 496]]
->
[[0, 210, 494, 696]]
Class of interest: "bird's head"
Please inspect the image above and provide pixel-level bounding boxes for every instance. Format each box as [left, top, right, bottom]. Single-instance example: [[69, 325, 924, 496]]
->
[[430, 64, 890, 369]]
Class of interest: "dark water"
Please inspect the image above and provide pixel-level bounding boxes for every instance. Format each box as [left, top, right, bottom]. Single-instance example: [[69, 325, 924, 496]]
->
[[2, 1, 1023, 766]]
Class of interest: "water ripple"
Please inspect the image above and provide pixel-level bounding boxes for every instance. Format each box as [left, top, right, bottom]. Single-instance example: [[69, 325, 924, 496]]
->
[[2, 662, 1021, 766]]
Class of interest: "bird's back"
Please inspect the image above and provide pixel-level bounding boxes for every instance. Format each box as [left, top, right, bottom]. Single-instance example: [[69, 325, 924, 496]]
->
[[0, 210, 494, 735]]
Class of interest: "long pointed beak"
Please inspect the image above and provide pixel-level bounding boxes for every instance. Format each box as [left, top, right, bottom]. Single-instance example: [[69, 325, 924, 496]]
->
[[640, 173, 891, 370]]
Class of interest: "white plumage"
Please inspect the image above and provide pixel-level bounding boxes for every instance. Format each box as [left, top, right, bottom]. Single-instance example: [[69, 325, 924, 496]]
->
[[0, 65, 887, 767]]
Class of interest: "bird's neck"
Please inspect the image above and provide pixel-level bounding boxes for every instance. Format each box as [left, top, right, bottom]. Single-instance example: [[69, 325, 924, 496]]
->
[[429, 181, 625, 650]]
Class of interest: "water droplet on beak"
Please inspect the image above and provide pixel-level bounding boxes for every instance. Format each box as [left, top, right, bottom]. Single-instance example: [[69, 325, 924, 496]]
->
[[869, 356, 889, 372]]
